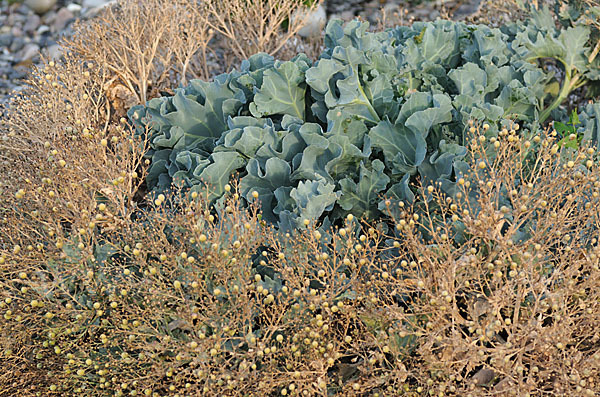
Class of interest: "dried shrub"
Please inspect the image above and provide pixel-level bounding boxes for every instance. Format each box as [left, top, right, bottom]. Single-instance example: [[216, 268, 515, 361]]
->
[[1, 112, 599, 395], [0, 55, 150, 395], [0, 54, 147, 223], [63, 0, 323, 110], [65, 0, 215, 106], [374, 124, 600, 395], [1, 1, 599, 395], [204, 0, 322, 63]]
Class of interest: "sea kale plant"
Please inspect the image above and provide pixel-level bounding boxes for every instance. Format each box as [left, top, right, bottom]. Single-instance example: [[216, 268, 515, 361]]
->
[[129, 8, 600, 231]]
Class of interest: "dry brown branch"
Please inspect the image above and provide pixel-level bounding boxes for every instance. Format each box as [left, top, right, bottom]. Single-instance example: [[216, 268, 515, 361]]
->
[[1, 113, 599, 395], [204, 0, 322, 62], [64, 0, 214, 105]]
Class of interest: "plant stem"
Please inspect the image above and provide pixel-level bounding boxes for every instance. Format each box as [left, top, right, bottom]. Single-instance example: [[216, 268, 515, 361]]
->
[[539, 71, 581, 124]]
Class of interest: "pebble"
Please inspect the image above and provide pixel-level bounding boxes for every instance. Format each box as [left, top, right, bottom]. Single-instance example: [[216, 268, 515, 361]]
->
[[0, 34, 13, 48], [24, 0, 57, 15], [67, 3, 83, 14], [53, 8, 75, 31], [82, 0, 112, 9], [19, 43, 41, 62], [46, 44, 63, 60], [10, 37, 26, 53], [23, 14, 41, 34], [295, 4, 328, 38], [37, 25, 51, 35]]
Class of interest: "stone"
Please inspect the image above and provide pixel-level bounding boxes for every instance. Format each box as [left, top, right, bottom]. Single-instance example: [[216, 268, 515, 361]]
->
[[11, 26, 23, 38], [82, 0, 111, 8], [452, 0, 483, 20], [23, 14, 41, 34], [46, 43, 63, 60], [37, 25, 51, 36], [0, 34, 13, 48], [294, 4, 327, 38], [471, 368, 496, 386], [9, 37, 26, 53], [340, 10, 355, 20], [66, 3, 83, 14], [24, 0, 57, 15], [52, 8, 74, 32], [326, 0, 363, 14], [17, 43, 40, 62], [38, 36, 56, 48]]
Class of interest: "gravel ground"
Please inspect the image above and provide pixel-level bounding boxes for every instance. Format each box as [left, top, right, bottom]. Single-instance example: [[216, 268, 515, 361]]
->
[[0, 0, 118, 108], [0, 0, 483, 110]]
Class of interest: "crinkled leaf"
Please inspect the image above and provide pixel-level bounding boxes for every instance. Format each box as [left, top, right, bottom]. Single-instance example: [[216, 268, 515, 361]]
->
[[448, 62, 487, 98], [325, 134, 370, 179], [338, 160, 390, 218], [418, 140, 467, 188], [405, 94, 453, 138], [217, 117, 278, 158], [404, 20, 461, 69], [370, 118, 426, 175], [291, 125, 343, 182], [289, 180, 341, 222], [192, 151, 246, 202], [240, 158, 293, 223], [250, 60, 308, 119]]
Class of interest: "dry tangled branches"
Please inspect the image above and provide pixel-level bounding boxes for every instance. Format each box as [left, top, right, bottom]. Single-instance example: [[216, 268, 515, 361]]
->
[[1, 103, 600, 395]]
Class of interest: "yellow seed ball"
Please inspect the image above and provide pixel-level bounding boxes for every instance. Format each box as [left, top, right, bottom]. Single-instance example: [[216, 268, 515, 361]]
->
[[252, 191, 259, 199]]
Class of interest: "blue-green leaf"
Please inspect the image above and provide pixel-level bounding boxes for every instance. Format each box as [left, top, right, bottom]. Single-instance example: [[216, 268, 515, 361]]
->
[[338, 160, 390, 218], [290, 180, 340, 222], [240, 158, 293, 223], [193, 151, 246, 202], [370, 118, 426, 175], [250, 60, 308, 119]]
